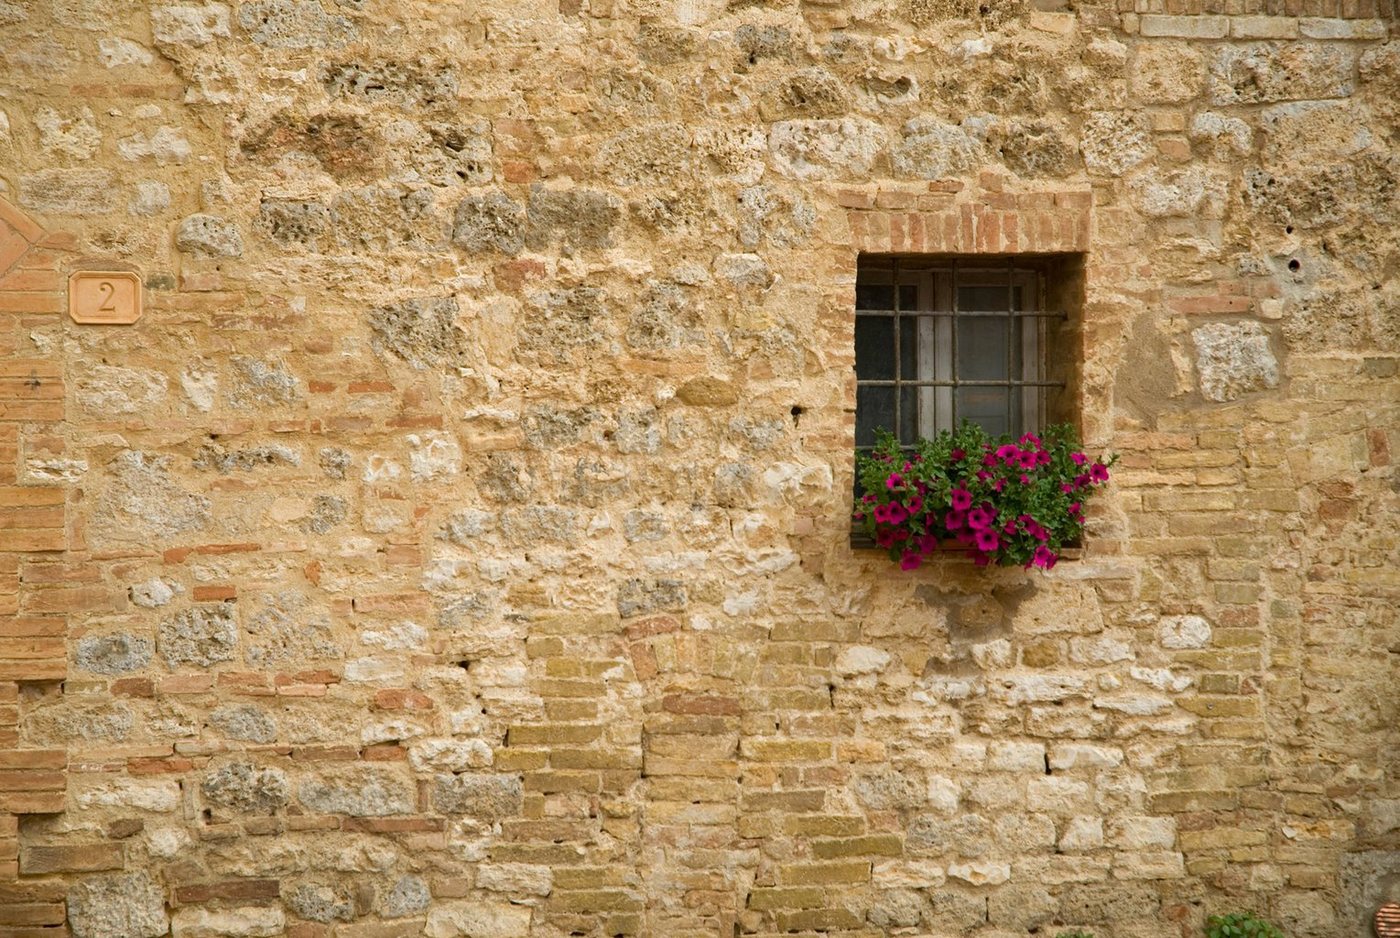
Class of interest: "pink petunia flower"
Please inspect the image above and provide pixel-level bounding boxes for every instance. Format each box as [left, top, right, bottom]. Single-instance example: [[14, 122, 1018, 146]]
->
[[886, 503, 909, 524], [982, 453, 998, 467], [1019, 474, 1031, 485], [906, 495, 924, 515], [950, 448, 966, 462], [995, 444, 1020, 464], [945, 510, 966, 530], [993, 478, 1006, 492], [1030, 545, 1058, 569], [1070, 452, 1088, 466], [900, 550, 922, 571], [1016, 450, 1039, 470], [876, 528, 896, 548], [950, 488, 973, 511], [974, 528, 999, 553], [886, 472, 904, 491], [1019, 432, 1042, 447], [872, 504, 890, 524], [968, 506, 995, 530], [1036, 450, 1052, 466], [1090, 462, 1110, 483], [969, 550, 991, 567]]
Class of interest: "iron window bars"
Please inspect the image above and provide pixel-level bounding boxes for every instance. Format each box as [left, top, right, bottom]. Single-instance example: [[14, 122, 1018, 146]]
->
[[855, 256, 1068, 452]]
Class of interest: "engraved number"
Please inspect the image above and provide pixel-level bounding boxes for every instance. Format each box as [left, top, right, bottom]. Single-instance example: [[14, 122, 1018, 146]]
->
[[97, 281, 118, 313]]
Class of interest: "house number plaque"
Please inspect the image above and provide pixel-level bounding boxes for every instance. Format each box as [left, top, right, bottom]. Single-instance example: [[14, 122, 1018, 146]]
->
[[68, 271, 142, 325]]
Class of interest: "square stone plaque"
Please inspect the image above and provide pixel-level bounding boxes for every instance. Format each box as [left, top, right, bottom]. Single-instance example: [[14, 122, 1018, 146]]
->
[[68, 271, 142, 325]]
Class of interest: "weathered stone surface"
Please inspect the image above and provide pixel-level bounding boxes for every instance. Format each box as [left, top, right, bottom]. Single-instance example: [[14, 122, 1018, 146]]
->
[[76, 633, 152, 674], [1192, 322, 1280, 402], [769, 118, 886, 179], [201, 761, 290, 813], [1080, 112, 1152, 176], [176, 213, 244, 256], [19, 168, 117, 214], [67, 871, 169, 938], [170, 908, 285, 938], [244, 591, 340, 666], [382, 874, 431, 917], [451, 190, 524, 254], [237, 0, 353, 48], [1209, 43, 1355, 105], [151, 4, 230, 46], [891, 117, 981, 179], [299, 767, 414, 816], [369, 296, 469, 368], [285, 883, 354, 923], [425, 901, 533, 938], [8, 5, 1398, 935], [433, 773, 523, 818], [159, 604, 238, 667], [210, 704, 276, 742]]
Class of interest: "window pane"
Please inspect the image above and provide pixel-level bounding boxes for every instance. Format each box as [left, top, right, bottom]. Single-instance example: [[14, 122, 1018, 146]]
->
[[899, 386, 919, 443], [855, 283, 917, 311], [855, 316, 894, 379], [957, 387, 1010, 437], [958, 285, 1022, 311], [856, 386, 894, 447], [899, 316, 917, 381], [958, 318, 1009, 381]]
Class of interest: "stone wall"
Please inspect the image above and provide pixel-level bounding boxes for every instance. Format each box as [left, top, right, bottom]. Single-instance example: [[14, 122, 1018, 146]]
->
[[0, 1, 1397, 936]]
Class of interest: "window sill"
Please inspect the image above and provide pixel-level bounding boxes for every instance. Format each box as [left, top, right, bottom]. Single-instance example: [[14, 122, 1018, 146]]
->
[[848, 531, 1083, 563]]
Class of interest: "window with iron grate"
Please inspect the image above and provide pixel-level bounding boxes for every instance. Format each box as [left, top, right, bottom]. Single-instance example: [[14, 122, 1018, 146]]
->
[[854, 254, 1079, 454]]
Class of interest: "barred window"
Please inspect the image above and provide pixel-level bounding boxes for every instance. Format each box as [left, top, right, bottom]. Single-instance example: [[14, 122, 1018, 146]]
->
[[855, 255, 1075, 450]]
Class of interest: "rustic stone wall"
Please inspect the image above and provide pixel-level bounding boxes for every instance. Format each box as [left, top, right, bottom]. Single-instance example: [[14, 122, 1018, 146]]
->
[[0, 1, 1397, 936]]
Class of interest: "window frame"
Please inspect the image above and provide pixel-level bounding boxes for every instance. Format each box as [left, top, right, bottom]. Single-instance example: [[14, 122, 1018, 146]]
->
[[854, 255, 1066, 452]]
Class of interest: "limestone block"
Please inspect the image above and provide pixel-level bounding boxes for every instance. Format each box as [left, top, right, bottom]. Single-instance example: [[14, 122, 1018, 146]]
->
[[237, 0, 354, 48], [383, 874, 431, 917], [835, 645, 891, 676], [433, 773, 524, 818], [476, 863, 554, 895], [425, 901, 533, 938], [891, 117, 980, 179], [769, 118, 887, 180], [1128, 166, 1229, 218], [1188, 111, 1252, 157], [159, 605, 238, 667], [151, 4, 230, 45], [76, 364, 168, 415], [118, 127, 192, 162], [35, 106, 100, 159], [170, 908, 285, 938], [286, 883, 354, 923], [19, 168, 117, 214], [99, 37, 154, 66], [1158, 614, 1212, 648], [369, 296, 469, 368], [176, 213, 243, 256], [1191, 323, 1279, 402], [130, 578, 176, 608], [75, 634, 152, 674], [947, 860, 1012, 886], [1209, 42, 1355, 105], [67, 872, 169, 938], [298, 766, 414, 816], [210, 704, 277, 743], [1130, 42, 1205, 104], [1080, 112, 1152, 176], [201, 761, 290, 814]]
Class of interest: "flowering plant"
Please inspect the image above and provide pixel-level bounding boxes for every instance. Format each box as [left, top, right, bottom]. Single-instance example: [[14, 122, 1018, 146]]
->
[[854, 422, 1114, 571]]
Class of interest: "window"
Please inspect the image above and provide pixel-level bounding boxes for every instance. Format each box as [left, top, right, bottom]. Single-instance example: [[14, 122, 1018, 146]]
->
[[854, 255, 1078, 451]]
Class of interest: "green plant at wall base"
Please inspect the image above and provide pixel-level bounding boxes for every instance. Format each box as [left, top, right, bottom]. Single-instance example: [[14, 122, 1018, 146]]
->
[[1055, 931, 1096, 938], [854, 423, 1115, 571], [1205, 912, 1285, 938]]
